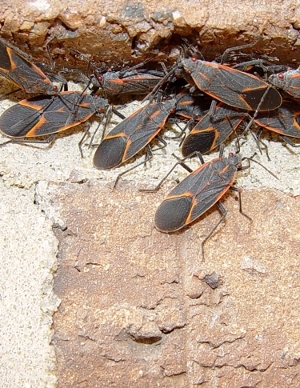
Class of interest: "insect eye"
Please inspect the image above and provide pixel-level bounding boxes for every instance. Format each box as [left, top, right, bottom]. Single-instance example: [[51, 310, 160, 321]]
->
[[278, 73, 284, 79]]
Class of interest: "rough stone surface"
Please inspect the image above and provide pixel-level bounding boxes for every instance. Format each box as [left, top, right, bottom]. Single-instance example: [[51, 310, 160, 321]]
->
[[0, 0, 299, 67], [37, 180, 300, 388]]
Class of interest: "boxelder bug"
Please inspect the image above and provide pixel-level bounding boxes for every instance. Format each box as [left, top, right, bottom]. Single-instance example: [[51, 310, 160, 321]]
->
[[143, 143, 277, 259], [181, 83, 279, 157], [0, 91, 108, 146], [254, 100, 300, 145], [147, 41, 282, 112], [171, 90, 208, 122], [71, 49, 165, 97], [0, 37, 62, 95], [92, 68, 165, 97], [141, 146, 252, 259], [93, 96, 178, 170], [269, 66, 300, 98], [181, 103, 246, 156], [179, 57, 282, 111]]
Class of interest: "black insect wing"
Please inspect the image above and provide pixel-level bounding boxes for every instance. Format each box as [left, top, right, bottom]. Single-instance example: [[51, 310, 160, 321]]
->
[[181, 104, 245, 156], [93, 97, 177, 169], [181, 58, 282, 111], [155, 153, 242, 232], [255, 100, 300, 138], [0, 92, 105, 138], [0, 38, 58, 95], [94, 69, 164, 96]]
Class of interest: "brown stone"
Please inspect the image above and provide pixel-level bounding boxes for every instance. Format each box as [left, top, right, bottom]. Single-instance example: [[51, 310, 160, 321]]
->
[[41, 179, 300, 387]]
